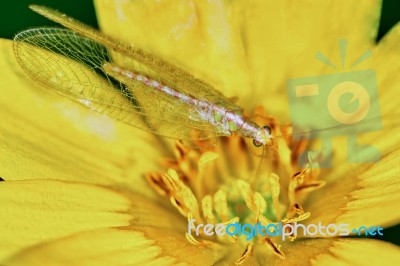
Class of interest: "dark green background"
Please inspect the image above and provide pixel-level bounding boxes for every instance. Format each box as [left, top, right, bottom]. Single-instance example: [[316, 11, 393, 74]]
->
[[0, 0, 400, 40], [0, 0, 399, 246], [0, 0, 98, 38]]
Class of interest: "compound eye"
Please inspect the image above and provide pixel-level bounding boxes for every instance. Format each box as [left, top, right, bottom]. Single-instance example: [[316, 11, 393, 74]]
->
[[253, 139, 263, 147], [263, 125, 272, 134]]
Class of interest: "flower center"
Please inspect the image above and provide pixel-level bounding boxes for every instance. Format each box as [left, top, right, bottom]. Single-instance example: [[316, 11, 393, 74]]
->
[[145, 109, 326, 264]]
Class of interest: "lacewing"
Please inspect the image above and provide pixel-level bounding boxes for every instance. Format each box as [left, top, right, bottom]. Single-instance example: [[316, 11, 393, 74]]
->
[[13, 5, 274, 148], [13, 5, 399, 152]]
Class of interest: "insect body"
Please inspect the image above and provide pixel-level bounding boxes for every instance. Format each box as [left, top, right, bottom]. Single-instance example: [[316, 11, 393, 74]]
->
[[14, 5, 272, 146], [104, 63, 271, 146]]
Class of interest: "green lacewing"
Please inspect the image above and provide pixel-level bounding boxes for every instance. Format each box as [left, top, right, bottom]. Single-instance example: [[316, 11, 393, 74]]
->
[[14, 5, 274, 148], [13, 5, 399, 155]]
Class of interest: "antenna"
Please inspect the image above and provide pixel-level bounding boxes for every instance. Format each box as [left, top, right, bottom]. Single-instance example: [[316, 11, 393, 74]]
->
[[250, 145, 267, 187]]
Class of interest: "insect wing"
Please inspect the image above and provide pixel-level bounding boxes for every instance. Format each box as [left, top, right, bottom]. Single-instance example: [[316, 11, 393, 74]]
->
[[29, 5, 243, 113], [13, 28, 219, 140]]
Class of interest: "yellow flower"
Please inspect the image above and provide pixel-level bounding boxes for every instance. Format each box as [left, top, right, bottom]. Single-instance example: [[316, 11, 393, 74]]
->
[[1, 0, 400, 265]]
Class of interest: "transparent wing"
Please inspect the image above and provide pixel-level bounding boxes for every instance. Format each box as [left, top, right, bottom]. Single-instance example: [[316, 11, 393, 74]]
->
[[29, 5, 243, 112], [13, 28, 222, 140]]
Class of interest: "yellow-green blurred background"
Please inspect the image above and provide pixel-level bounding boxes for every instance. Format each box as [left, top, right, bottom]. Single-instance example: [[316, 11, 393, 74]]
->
[[0, 0, 398, 246]]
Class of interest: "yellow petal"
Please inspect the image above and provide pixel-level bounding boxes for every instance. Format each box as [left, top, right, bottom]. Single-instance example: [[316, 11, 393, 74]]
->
[[0, 39, 163, 198], [304, 148, 400, 229], [254, 238, 400, 266], [361, 21, 400, 158], [0, 180, 131, 260], [5, 226, 222, 266], [0, 179, 186, 261], [94, 0, 381, 117], [375, 22, 400, 117]]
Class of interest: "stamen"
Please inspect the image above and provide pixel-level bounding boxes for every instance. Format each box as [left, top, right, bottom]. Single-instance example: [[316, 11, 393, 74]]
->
[[235, 243, 253, 265], [201, 195, 215, 224], [186, 233, 202, 245], [185, 232, 215, 248], [222, 217, 240, 243], [306, 151, 319, 169], [280, 204, 310, 241], [281, 212, 311, 224], [213, 189, 230, 221], [199, 151, 219, 167], [258, 215, 274, 227], [259, 216, 280, 235], [269, 173, 281, 219], [264, 238, 285, 260], [288, 169, 310, 204], [174, 140, 190, 159], [290, 138, 309, 167], [237, 180, 257, 212], [305, 150, 325, 170], [186, 213, 224, 247], [160, 158, 179, 171], [236, 180, 267, 218], [294, 181, 326, 194], [195, 152, 219, 197], [174, 141, 198, 181], [145, 172, 170, 197], [288, 166, 325, 205], [162, 169, 200, 219], [286, 203, 305, 218], [253, 192, 267, 219]]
